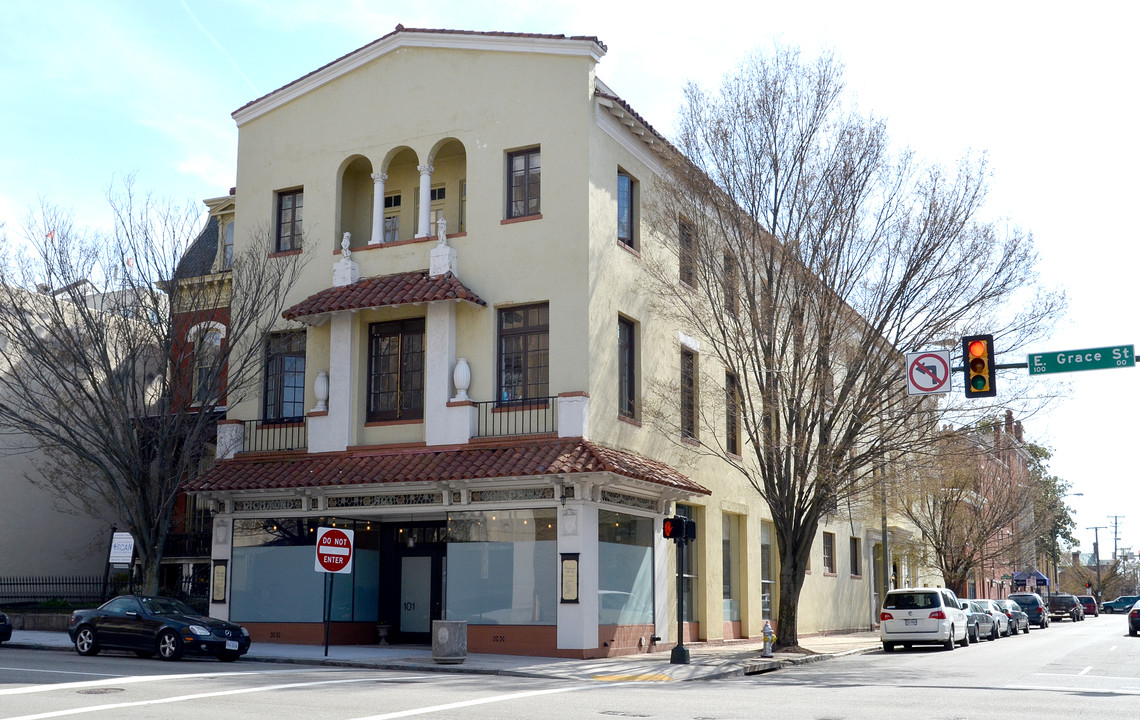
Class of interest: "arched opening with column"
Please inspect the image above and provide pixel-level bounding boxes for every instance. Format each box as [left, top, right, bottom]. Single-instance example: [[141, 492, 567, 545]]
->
[[338, 155, 375, 252], [425, 138, 468, 237]]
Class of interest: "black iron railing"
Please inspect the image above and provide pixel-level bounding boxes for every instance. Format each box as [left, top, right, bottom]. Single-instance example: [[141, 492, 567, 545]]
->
[[0, 575, 129, 607], [242, 418, 307, 453], [474, 397, 557, 438]]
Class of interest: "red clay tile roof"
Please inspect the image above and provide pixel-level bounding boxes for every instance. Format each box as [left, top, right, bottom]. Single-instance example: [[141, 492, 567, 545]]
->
[[283, 270, 485, 321], [186, 438, 709, 496]]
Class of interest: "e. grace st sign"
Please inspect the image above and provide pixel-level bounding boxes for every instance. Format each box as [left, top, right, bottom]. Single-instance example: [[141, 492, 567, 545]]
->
[[314, 527, 354, 574]]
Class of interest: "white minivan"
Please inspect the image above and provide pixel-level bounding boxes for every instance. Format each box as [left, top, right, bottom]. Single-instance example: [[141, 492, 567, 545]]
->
[[880, 587, 970, 652]]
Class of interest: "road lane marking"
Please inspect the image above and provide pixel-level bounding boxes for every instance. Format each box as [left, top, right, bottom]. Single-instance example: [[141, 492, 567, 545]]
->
[[1078, 666, 1092, 676], [0, 667, 326, 695], [1, 675, 428, 719], [347, 684, 629, 720]]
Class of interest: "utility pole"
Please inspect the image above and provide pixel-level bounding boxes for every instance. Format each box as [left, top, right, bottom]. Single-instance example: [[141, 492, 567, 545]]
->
[[1108, 515, 1125, 560], [1088, 526, 1108, 602]]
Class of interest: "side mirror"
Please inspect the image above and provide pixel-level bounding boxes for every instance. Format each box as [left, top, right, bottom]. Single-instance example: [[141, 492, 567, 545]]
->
[[961, 602, 969, 610]]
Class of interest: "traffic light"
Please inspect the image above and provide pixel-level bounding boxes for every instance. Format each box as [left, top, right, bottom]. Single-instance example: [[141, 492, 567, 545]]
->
[[1086, 582, 1092, 589], [963, 334, 996, 398], [663, 516, 686, 541]]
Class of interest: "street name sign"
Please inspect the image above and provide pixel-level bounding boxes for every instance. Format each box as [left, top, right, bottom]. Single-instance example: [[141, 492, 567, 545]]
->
[[1027, 344, 1135, 376], [905, 350, 952, 395], [314, 527, 354, 574]]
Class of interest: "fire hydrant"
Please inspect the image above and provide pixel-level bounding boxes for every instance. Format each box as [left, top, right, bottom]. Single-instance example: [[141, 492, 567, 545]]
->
[[762, 620, 776, 658]]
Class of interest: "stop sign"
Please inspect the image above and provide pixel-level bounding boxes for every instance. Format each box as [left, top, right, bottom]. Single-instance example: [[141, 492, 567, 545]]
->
[[314, 527, 354, 574]]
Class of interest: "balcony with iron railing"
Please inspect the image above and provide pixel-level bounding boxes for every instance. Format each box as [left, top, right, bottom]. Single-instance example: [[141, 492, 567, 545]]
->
[[473, 396, 558, 438], [241, 417, 308, 453]]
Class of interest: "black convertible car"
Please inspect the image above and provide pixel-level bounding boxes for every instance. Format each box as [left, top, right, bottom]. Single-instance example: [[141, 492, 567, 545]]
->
[[68, 595, 250, 661]]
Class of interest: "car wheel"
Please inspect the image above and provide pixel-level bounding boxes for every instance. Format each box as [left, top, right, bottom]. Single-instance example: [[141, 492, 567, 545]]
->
[[944, 626, 955, 651], [157, 630, 184, 661], [1010, 622, 1018, 636], [74, 626, 100, 656], [970, 625, 978, 643], [1130, 626, 1137, 637], [991, 624, 999, 641], [1106, 607, 1114, 614], [1004, 622, 1012, 637], [216, 651, 241, 662], [882, 642, 896, 652]]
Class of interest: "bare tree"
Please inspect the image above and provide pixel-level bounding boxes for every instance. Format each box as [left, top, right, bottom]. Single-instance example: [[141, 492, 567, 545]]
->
[[643, 46, 1065, 645], [0, 179, 304, 592], [897, 427, 1036, 595]]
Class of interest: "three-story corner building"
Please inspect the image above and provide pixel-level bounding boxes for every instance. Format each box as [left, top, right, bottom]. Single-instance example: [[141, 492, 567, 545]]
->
[[186, 26, 892, 658]]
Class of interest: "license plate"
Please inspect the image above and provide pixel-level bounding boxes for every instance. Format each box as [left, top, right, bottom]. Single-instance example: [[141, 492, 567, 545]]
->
[[225, 640, 239, 650], [905, 619, 918, 626]]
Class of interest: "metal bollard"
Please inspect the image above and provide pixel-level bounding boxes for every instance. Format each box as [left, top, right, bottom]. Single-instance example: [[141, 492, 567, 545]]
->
[[761, 620, 776, 658]]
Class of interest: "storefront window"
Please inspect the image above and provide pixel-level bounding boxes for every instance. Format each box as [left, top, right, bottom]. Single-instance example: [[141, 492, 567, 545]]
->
[[599, 510, 655, 625], [761, 520, 774, 620], [723, 513, 741, 621], [229, 518, 379, 623], [446, 509, 557, 625]]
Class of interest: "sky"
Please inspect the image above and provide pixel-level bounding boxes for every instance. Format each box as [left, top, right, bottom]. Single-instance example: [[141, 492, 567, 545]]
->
[[2, 0, 1138, 563]]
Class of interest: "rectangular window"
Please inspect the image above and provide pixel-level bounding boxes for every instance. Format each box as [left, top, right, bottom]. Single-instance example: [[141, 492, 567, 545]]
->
[[498, 303, 549, 402], [850, 536, 862, 577], [722, 514, 741, 622], [383, 194, 401, 243], [414, 187, 447, 237], [618, 317, 635, 419], [507, 148, 541, 219], [460, 180, 467, 232], [761, 520, 774, 620], [823, 532, 836, 574], [679, 217, 695, 286], [223, 222, 235, 269], [275, 189, 303, 252], [617, 170, 635, 247], [264, 331, 305, 421], [725, 371, 740, 455], [599, 511, 655, 626], [723, 252, 738, 317], [194, 328, 223, 405], [681, 348, 697, 439], [367, 318, 425, 422]]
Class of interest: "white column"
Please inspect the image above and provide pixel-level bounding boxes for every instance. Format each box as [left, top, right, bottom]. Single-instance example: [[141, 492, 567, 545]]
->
[[369, 172, 387, 245], [416, 163, 433, 237], [309, 314, 354, 453], [425, 301, 474, 446], [557, 497, 599, 651]]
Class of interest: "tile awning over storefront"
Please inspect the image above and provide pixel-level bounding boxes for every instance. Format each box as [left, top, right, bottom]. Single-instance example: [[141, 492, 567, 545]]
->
[[283, 270, 485, 323], [185, 438, 710, 497]]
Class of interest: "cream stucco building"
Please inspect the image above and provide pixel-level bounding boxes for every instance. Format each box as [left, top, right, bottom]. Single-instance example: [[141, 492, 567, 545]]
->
[[188, 26, 925, 658]]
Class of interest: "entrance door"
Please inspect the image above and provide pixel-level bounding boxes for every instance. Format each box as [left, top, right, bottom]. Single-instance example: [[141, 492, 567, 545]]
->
[[380, 522, 445, 644]]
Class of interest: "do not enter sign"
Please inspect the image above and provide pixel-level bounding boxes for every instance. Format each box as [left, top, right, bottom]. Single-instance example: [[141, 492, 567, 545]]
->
[[314, 527, 354, 574]]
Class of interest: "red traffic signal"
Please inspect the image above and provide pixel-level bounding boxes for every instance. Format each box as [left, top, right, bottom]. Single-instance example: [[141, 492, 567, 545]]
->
[[963, 334, 996, 398]]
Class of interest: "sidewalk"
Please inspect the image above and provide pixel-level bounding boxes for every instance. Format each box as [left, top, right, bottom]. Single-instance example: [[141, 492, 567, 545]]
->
[[3, 629, 880, 682]]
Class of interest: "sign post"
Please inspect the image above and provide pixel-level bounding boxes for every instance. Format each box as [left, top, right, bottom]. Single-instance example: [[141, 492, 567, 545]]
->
[[314, 527, 354, 656]]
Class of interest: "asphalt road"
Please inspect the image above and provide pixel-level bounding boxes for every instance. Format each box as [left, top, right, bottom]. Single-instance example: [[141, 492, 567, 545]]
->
[[1, 615, 1138, 719]]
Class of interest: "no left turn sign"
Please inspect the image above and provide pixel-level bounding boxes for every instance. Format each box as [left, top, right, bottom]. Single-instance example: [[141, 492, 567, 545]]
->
[[906, 350, 952, 396]]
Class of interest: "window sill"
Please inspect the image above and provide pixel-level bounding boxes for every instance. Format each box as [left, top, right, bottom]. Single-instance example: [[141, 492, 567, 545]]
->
[[269, 249, 302, 258], [680, 436, 700, 446], [851, 574, 863, 581], [501, 213, 542, 225], [307, 410, 328, 417], [726, 451, 743, 461], [618, 240, 640, 257], [617, 414, 641, 428], [365, 418, 424, 427], [823, 572, 838, 578]]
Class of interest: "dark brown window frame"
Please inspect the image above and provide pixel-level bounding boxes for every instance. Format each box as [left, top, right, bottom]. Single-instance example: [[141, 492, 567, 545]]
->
[[507, 148, 541, 219], [679, 217, 695, 286], [366, 318, 425, 422], [276, 189, 304, 253], [617, 170, 635, 248], [618, 316, 635, 419], [263, 330, 305, 421], [681, 348, 697, 440], [725, 371, 740, 456], [498, 303, 549, 403], [822, 532, 836, 575]]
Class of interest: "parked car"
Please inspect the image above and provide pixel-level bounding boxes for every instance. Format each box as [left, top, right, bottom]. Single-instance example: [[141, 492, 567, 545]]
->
[[68, 595, 250, 662], [880, 587, 970, 652], [965, 600, 998, 642], [1103, 595, 1140, 613], [1008, 591, 1050, 629], [0, 610, 11, 644], [1048, 593, 1084, 622], [1129, 601, 1140, 637], [995, 599, 1030, 634], [971, 598, 1010, 638], [1077, 595, 1100, 617]]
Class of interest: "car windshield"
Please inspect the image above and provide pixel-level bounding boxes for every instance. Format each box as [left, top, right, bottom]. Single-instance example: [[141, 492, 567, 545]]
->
[[1010, 596, 1038, 607], [969, 601, 988, 612], [1007, 601, 1022, 612], [884, 592, 937, 610], [140, 597, 198, 617]]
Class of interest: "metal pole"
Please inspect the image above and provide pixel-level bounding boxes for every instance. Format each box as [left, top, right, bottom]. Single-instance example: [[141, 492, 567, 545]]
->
[[323, 573, 333, 657], [670, 538, 689, 665], [1088, 526, 1107, 603], [100, 525, 117, 602]]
